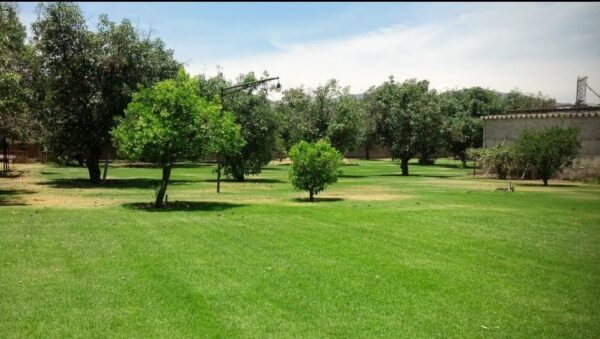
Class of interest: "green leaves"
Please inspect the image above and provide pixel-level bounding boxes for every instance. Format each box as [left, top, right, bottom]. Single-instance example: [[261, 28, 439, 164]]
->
[[364, 78, 440, 172], [289, 140, 343, 201], [0, 2, 37, 142], [513, 126, 580, 185], [31, 2, 180, 181], [276, 79, 363, 155], [112, 70, 241, 166]]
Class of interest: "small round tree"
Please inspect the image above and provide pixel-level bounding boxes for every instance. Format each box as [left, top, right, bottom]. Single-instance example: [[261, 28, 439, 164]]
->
[[513, 126, 580, 186], [289, 140, 343, 202]]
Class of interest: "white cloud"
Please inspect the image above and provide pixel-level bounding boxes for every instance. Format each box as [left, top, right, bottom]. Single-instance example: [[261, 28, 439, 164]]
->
[[191, 2, 600, 104]]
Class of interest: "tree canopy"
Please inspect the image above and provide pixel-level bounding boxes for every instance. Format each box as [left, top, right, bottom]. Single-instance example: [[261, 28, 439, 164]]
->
[[0, 2, 38, 142], [288, 139, 343, 202], [512, 126, 580, 186], [277, 79, 363, 156], [32, 2, 180, 183], [364, 77, 440, 175], [197, 71, 280, 182], [112, 70, 242, 206]]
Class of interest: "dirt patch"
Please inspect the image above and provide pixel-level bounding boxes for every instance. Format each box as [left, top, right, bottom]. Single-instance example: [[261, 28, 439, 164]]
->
[[327, 185, 415, 201], [20, 194, 121, 208], [1, 165, 128, 208]]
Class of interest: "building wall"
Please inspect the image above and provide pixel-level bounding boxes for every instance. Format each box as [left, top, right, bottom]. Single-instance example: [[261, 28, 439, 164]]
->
[[483, 111, 600, 179], [346, 145, 391, 159], [483, 115, 600, 158]]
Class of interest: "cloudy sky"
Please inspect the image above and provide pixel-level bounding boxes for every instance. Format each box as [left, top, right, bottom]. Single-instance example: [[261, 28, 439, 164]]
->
[[16, 2, 600, 104]]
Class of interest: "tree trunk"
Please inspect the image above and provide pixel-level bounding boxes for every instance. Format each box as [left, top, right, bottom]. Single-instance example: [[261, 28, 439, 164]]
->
[[77, 155, 84, 167], [543, 177, 548, 186], [309, 189, 314, 202], [365, 145, 370, 160], [86, 158, 101, 185], [85, 146, 102, 184], [400, 158, 409, 176], [155, 165, 172, 207]]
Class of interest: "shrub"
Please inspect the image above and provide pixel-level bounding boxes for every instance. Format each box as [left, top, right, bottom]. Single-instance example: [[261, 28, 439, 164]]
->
[[289, 140, 343, 202], [512, 126, 580, 186], [468, 146, 515, 179]]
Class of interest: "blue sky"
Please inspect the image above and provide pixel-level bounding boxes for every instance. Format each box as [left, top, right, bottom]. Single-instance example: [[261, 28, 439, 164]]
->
[[16, 2, 600, 103]]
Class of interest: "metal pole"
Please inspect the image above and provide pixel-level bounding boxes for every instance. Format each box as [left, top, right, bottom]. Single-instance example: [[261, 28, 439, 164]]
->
[[216, 87, 224, 193]]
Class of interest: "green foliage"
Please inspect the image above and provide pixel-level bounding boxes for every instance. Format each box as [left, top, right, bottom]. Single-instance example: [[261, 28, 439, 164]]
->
[[440, 87, 504, 119], [364, 77, 440, 175], [288, 139, 343, 201], [0, 2, 37, 142], [468, 145, 515, 179], [32, 2, 180, 183], [112, 70, 241, 205], [112, 70, 220, 164], [197, 71, 280, 181], [277, 79, 363, 155], [512, 126, 580, 185], [439, 88, 556, 164], [503, 90, 556, 110], [443, 111, 483, 166]]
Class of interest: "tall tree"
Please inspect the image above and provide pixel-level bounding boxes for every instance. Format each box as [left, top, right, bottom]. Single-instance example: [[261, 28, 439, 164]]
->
[[275, 87, 312, 153], [364, 77, 439, 176], [197, 71, 280, 182], [32, 2, 180, 183], [412, 89, 444, 165], [439, 94, 483, 166], [32, 2, 98, 174], [503, 89, 556, 110], [112, 70, 241, 207], [276, 79, 363, 156], [0, 2, 38, 144], [360, 99, 379, 160]]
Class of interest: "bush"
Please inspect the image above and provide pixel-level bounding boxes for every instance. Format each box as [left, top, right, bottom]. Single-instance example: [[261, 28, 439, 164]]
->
[[289, 140, 343, 202], [512, 126, 580, 186], [468, 145, 515, 179]]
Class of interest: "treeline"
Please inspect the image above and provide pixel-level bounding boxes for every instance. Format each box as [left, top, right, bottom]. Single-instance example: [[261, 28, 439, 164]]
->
[[2, 2, 557, 183], [274, 77, 555, 175]]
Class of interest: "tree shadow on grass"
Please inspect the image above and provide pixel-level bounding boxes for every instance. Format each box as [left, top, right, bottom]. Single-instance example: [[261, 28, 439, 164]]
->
[[0, 171, 25, 178], [118, 162, 210, 169], [339, 174, 364, 179], [378, 173, 463, 178], [40, 171, 60, 175], [122, 201, 245, 212], [428, 163, 474, 169], [202, 178, 285, 184], [38, 178, 198, 189], [516, 182, 580, 188], [292, 197, 344, 203], [0, 189, 35, 206]]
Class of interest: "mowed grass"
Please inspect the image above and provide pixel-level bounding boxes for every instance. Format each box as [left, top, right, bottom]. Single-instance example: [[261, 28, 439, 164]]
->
[[1, 159, 599, 338]]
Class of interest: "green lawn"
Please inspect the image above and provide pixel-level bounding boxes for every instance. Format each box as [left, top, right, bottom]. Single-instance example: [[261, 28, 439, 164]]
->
[[1, 159, 599, 338]]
